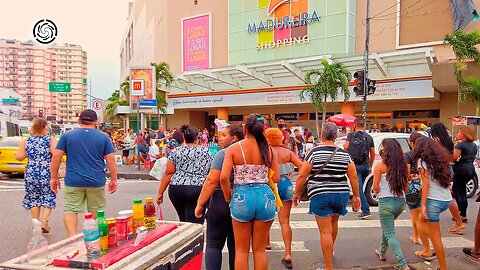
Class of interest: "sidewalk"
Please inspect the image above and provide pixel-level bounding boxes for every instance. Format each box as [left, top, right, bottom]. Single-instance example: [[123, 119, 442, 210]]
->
[[108, 163, 157, 180]]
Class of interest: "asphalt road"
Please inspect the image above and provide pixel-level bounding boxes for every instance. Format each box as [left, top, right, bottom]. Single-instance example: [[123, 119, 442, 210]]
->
[[0, 176, 479, 270]]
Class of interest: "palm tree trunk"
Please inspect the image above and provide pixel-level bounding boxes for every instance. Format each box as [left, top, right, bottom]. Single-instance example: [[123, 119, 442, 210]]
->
[[315, 108, 320, 143], [321, 96, 327, 141], [476, 104, 479, 116]]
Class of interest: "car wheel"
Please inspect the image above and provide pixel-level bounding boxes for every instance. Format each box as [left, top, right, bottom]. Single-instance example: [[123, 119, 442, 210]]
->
[[466, 174, 478, 198], [365, 177, 379, 207]]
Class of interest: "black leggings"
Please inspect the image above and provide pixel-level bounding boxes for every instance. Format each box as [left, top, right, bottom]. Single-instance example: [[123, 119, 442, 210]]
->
[[452, 165, 476, 217], [168, 185, 205, 224], [205, 189, 235, 270]]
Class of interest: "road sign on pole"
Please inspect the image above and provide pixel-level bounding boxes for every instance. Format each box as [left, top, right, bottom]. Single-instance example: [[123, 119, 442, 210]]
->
[[92, 99, 103, 111], [49, 82, 71, 93]]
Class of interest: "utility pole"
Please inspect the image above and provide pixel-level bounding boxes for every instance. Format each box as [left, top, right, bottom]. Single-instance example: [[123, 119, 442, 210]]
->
[[362, 0, 371, 120], [88, 79, 92, 110]]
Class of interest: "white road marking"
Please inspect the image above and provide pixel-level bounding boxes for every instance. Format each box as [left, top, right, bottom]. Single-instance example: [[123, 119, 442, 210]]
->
[[271, 219, 413, 229], [436, 237, 474, 249], [289, 207, 380, 214], [221, 241, 309, 253]]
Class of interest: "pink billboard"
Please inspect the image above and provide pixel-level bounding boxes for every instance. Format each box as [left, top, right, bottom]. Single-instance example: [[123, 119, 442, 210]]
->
[[182, 14, 211, 72]]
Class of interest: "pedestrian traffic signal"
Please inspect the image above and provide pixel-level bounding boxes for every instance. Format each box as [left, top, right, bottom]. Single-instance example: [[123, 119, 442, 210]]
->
[[353, 70, 365, 96], [367, 79, 376, 95], [38, 109, 44, 118]]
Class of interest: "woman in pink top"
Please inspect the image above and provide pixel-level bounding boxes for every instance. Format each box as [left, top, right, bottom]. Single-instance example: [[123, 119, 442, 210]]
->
[[220, 113, 280, 270]]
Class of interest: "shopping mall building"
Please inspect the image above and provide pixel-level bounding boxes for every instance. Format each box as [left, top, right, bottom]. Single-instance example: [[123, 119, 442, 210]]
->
[[119, 0, 480, 134]]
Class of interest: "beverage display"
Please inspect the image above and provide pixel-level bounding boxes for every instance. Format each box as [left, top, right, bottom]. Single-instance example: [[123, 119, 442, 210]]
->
[[118, 209, 134, 238], [143, 198, 156, 229], [132, 199, 144, 235], [27, 219, 48, 265], [96, 210, 108, 254], [116, 217, 128, 241], [83, 213, 101, 259], [107, 218, 117, 248]]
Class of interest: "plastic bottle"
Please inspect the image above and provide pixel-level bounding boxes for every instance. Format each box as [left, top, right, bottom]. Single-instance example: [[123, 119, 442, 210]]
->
[[96, 210, 108, 254], [83, 213, 101, 259], [143, 198, 156, 229], [132, 199, 144, 235], [27, 219, 48, 265]]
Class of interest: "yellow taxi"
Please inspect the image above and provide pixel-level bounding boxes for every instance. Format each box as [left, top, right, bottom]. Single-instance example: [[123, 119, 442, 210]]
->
[[0, 137, 27, 174]]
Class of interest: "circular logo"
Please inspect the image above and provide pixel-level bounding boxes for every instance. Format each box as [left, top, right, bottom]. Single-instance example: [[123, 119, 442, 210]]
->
[[33, 19, 58, 44], [92, 100, 103, 110]]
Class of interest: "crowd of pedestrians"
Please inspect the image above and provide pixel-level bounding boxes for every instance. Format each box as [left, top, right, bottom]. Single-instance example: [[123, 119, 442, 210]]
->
[[13, 109, 480, 269]]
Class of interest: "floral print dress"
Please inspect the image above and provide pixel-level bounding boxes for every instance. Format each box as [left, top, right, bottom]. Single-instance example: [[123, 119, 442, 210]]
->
[[22, 135, 56, 210]]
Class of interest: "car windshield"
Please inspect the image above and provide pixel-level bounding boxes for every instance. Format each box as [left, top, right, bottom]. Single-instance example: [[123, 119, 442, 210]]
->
[[0, 139, 20, 147], [395, 138, 410, 153]]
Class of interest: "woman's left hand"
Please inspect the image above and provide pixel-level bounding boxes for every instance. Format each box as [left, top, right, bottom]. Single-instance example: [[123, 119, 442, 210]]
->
[[292, 194, 300, 207], [421, 206, 428, 221], [194, 204, 204, 218]]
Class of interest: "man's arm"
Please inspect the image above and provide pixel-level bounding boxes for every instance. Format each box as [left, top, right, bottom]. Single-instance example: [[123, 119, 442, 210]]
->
[[50, 149, 64, 193], [369, 147, 375, 168], [105, 153, 118, 194]]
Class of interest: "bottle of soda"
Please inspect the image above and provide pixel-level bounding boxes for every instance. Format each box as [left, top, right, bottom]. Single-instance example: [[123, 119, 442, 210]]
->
[[132, 199, 144, 234], [143, 198, 156, 229], [96, 210, 108, 254], [83, 213, 101, 259]]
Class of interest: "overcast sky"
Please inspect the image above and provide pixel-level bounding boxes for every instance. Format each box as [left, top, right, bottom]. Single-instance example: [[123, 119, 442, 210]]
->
[[0, 0, 131, 100]]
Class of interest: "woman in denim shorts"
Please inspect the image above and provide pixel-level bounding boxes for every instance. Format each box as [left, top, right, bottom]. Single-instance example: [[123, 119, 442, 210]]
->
[[264, 128, 303, 269], [220, 113, 280, 270], [292, 123, 361, 270], [413, 137, 453, 270]]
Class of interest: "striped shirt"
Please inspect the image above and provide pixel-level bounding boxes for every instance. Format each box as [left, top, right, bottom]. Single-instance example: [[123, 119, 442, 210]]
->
[[305, 145, 351, 197]]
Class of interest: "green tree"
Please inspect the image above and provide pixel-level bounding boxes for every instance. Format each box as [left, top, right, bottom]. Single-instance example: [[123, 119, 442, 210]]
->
[[151, 62, 174, 126], [105, 89, 129, 122], [120, 76, 130, 100], [444, 30, 480, 114], [301, 59, 351, 138], [460, 76, 480, 115]]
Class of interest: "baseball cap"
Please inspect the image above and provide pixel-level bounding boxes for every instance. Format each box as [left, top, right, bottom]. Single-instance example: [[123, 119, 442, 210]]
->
[[79, 109, 98, 122]]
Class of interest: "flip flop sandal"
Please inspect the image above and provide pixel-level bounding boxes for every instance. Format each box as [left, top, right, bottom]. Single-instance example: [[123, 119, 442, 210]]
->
[[409, 236, 420, 245], [281, 258, 293, 269], [41, 218, 50, 234], [374, 250, 386, 261], [414, 251, 436, 261], [265, 246, 272, 250], [448, 227, 465, 235], [462, 248, 480, 262]]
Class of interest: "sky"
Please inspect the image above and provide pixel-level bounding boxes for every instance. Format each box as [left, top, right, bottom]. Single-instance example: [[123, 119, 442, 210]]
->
[[0, 0, 132, 100]]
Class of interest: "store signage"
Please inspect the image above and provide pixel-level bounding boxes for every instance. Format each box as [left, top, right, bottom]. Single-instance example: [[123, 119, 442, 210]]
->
[[139, 99, 157, 107], [247, 11, 320, 34], [130, 67, 156, 108], [182, 14, 211, 72], [452, 117, 467, 126], [131, 79, 145, 96], [168, 78, 434, 109], [2, 98, 19, 106]]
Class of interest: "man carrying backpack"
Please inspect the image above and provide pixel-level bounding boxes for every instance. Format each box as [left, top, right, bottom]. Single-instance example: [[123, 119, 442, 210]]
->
[[344, 117, 375, 219]]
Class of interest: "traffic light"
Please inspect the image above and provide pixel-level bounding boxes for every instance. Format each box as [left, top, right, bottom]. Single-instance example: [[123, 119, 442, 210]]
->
[[367, 79, 376, 95], [75, 111, 79, 117], [353, 70, 365, 96], [38, 109, 44, 118]]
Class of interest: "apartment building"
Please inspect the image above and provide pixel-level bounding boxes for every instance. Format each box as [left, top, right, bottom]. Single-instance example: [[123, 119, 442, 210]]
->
[[51, 44, 88, 124], [0, 39, 88, 124]]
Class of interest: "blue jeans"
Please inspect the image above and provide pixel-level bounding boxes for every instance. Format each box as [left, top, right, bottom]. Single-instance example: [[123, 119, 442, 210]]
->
[[230, 184, 276, 222], [379, 197, 408, 270], [356, 163, 371, 214]]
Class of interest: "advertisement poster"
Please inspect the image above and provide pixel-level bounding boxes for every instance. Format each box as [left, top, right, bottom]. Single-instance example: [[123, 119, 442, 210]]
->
[[130, 67, 156, 108], [182, 14, 211, 71]]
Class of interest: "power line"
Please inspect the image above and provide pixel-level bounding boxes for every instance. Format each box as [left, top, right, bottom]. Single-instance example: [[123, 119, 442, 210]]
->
[[370, 0, 437, 21], [369, 0, 405, 18], [370, 0, 425, 20]]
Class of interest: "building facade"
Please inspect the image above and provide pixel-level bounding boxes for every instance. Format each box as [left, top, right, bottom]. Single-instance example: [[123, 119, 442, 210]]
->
[[120, 0, 480, 133], [0, 39, 88, 124]]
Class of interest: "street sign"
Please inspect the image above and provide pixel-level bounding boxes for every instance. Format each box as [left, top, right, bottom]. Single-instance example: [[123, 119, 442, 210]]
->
[[2, 98, 19, 106], [92, 99, 103, 111], [139, 99, 157, 107], [131, 79, 145, 96], [49, 82, 71, 92]]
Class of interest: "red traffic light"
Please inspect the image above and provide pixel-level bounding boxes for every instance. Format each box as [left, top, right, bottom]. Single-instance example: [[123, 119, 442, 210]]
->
[[39, 109, 44, 118], [353, 70, 365, 96]]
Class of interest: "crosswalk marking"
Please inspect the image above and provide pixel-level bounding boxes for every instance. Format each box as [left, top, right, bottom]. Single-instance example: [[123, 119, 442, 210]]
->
[[289, 207, 380, 214], [222, 241, 309, 253], [271, 219, 413, 229], [435, 237, 474, 249]]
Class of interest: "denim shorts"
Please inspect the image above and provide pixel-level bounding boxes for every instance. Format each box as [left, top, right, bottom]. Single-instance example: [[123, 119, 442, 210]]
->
[[309, 193, 349, 218], [230, 183, 276, 222], [277, 176, 293, 202], [426, 198, 451, 222]]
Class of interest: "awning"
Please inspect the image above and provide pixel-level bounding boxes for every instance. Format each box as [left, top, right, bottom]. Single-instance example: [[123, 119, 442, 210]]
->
[[168, 47, 436, 94]]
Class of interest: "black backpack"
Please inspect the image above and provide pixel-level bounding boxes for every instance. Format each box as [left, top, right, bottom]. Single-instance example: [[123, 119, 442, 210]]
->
[[348, 132, 368, 164]]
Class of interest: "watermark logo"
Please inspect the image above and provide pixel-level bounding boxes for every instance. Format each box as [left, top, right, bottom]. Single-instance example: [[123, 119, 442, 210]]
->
[[33, 19, 58, 44]]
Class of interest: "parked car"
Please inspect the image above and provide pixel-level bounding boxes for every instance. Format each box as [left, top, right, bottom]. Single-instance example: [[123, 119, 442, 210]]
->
[[335, 132, 479, 206], [0, 136, 27, 175]]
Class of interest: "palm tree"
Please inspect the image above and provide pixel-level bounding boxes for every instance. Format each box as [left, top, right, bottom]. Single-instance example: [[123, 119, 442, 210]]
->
[[460, 76, 480, 115], [105, 89, 129, 122], [120, 76, 130, 100], [444, 30, 480, 114], [151, 62, 174, 126], [301, 59, 351, 138]]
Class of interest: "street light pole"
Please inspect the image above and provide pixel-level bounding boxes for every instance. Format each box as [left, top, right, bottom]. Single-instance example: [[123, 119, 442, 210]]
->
[[362, 0, 371, 121]]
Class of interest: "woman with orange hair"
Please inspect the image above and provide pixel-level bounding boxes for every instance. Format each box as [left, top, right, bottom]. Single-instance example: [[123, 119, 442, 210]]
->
[[264, 127, 303, 269], [452, 126, 477, 221]]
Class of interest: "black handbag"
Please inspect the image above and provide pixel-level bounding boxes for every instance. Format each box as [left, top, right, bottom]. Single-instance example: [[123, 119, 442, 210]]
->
[[405, 191, 421, 207]]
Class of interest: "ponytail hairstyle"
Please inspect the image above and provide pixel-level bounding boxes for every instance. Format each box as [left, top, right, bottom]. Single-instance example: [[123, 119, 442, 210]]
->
[[381, 139, 408, 197], [245, 113, 270, 166], [179, 124, 199, 143], [413, 137, 452, 188], [430, 122, 454, 154]]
